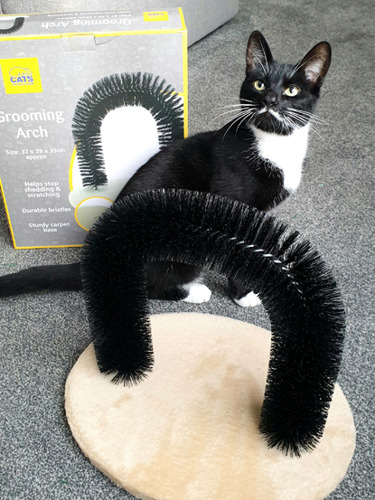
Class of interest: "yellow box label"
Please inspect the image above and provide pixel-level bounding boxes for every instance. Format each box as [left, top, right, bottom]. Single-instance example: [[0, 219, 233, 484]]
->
[[143, 11, 169, 22], [0, 57, 43, 94]]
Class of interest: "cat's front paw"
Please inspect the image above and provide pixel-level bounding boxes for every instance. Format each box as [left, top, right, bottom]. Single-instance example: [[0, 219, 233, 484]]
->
[[234, 291, 261, 308], [182, 282, 212, 304]]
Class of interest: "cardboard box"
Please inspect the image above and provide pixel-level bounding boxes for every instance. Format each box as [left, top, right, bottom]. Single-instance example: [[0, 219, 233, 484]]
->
[[0, 9, 187, 248]]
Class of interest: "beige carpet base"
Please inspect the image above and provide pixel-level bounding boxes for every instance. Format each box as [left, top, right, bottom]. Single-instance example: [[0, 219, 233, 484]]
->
[[65, 313, 355, 500]]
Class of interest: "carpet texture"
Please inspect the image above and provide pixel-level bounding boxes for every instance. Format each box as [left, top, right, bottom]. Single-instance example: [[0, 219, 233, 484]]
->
[[65, 313, 355, 500], [1, 0, 373, 499]]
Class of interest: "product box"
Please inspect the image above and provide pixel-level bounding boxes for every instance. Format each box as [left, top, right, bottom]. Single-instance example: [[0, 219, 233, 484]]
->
[[0, 9, 187, 248]]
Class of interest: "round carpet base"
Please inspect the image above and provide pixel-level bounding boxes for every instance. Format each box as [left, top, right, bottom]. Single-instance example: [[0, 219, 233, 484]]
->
[[65, 313, 355, 500]]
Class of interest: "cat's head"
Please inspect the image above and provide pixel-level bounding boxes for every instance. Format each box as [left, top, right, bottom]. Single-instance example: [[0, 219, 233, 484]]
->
[[240, 31, 331, 135]]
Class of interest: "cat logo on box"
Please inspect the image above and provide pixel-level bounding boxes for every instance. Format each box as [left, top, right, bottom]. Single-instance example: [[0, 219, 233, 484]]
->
[[9, 66, 33, 85], [0, 57, 43, 94]]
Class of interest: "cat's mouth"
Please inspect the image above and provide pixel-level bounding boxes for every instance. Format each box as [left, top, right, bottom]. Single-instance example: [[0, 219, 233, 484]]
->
[[253, 107, 293, 134], [257, 107, 282, 120]]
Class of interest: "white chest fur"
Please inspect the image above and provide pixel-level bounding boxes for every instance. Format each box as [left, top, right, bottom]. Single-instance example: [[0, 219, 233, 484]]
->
[[250, 124, 310, 192]]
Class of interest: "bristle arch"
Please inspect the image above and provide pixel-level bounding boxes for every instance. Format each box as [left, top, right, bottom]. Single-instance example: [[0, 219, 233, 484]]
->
[[81, 189, 345, 456]]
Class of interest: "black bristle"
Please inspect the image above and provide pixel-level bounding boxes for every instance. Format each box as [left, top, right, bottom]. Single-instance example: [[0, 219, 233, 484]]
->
[[81, 189, 345, 456], [72, 72, 184, 189], [0, 17, 24, 35]]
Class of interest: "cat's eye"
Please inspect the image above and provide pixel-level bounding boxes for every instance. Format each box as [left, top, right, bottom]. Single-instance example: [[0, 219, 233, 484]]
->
[[253, 80, 265, 91], [284, 85, 300, 97]]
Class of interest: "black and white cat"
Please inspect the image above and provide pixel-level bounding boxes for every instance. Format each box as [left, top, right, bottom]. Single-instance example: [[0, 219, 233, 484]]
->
[[0, 31, 331, 306]]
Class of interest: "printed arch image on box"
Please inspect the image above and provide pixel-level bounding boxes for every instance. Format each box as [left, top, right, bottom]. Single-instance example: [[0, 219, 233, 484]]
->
[[68, 72, 185, 231]]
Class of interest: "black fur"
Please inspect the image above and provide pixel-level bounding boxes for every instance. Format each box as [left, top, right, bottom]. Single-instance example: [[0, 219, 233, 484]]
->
[[0, 31, 331, 301], [81, 189, 345, 456], [0, 263, 81, 297]]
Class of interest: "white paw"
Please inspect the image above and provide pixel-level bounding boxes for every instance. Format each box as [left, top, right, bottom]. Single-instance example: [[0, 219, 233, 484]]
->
[[182, 282, 212, 304], [234, 291, 261, 308]]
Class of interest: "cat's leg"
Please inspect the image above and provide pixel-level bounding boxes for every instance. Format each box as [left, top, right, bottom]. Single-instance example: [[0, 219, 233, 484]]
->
[[145, 261, 211, 303], [227, 278, 261, 307]]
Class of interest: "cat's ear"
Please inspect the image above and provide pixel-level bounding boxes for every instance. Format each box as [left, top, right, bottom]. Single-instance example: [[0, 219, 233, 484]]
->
[[246, 31, 273, 75], [297, 42, 331, 88]]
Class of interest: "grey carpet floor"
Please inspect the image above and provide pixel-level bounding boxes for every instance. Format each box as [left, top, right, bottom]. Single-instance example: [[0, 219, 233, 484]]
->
[[1, 0, 374, 498]]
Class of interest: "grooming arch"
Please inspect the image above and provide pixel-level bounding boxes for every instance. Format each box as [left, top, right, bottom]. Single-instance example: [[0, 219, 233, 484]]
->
[[81, 189, 345, 456]]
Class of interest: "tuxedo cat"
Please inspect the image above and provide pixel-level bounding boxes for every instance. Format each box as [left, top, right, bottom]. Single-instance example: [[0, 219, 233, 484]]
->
[[0, 31, 331, 306]]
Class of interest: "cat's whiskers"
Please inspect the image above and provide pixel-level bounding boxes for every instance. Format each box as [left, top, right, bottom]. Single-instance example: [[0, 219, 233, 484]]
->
[[283, 110, 322, 139], [211, 110, 254, 125], [286, 108, 329, 126], [284, 111, 310, 128], [211, 103, 258, 123], [222, 108, 257, 140], [240, 97, 258, 104], [221, 108, 255, 125], [220, 103, 258, 110], [235, 110, 257, 134], [285, 109, 325, 136], [282, 114, 301, 132], [285, 115, 313, 133], [284, 110, 308, 126], [278, 109, 315, 135]]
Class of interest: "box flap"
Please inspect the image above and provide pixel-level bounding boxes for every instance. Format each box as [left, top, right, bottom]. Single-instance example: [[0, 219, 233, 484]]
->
[[0, 9, 185, 38]]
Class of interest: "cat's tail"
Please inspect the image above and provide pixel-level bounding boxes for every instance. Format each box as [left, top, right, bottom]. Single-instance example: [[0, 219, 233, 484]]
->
[[0, 263, 82, 297]]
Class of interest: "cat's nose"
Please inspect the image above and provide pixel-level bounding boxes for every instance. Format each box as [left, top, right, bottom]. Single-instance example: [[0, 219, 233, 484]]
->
[[262, 91, 278, 108]]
